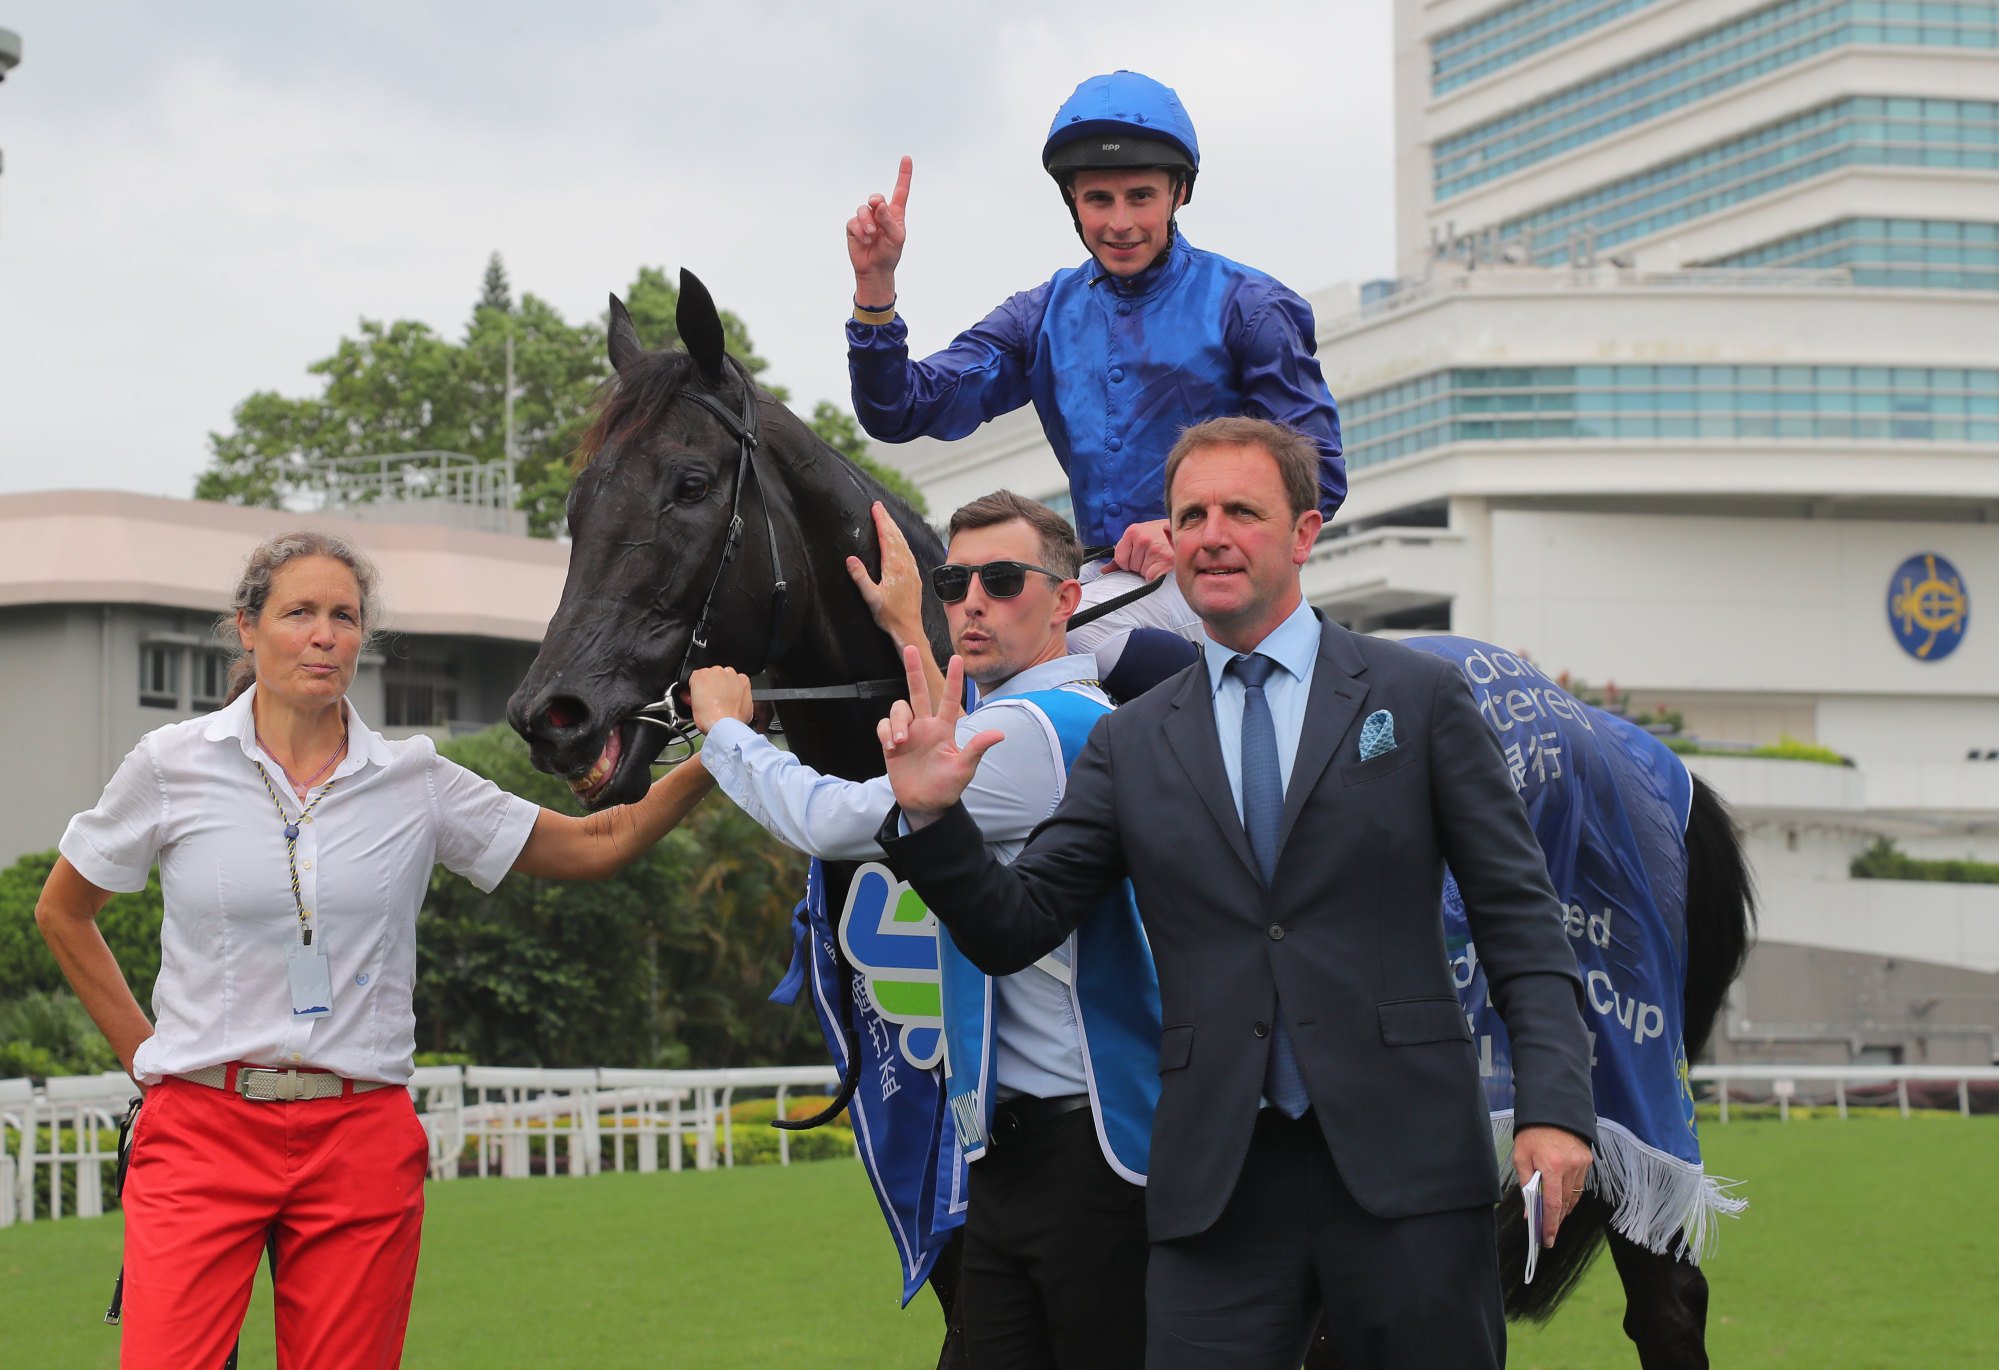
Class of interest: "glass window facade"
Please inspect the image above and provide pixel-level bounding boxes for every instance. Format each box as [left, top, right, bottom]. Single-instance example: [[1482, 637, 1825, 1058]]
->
[[1434, 1, 1999, 200], [1431, 0, 1667, 95], [1496, 97, 1999, 264], [1701, 217, 1999, 289], [1344, 364, 1999, 469]]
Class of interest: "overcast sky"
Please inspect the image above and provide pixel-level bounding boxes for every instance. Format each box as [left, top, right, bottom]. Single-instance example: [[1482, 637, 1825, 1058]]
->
[[0, 2, 1395, 499]]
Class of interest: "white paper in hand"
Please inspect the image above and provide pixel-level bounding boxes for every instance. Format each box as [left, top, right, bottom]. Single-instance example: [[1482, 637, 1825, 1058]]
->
[[1522, 1171, 1544, 1284]]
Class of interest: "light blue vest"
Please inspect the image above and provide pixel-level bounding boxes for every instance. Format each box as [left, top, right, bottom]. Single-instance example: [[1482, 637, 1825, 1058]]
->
[[939, 685, 1162, 1182]]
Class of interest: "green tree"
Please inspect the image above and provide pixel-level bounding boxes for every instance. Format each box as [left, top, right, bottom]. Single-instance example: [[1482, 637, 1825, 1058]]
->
[[478, 251, 514, 316], [414, 725, 820, 1068], [0, 990, 120, 1079], [0, 849, 164, 1077], [196, 263, 910, 534], [0, 849, 164, 1007]]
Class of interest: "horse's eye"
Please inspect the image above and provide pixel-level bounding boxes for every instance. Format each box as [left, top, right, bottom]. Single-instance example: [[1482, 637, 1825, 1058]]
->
[[675, 477, 709, 504]]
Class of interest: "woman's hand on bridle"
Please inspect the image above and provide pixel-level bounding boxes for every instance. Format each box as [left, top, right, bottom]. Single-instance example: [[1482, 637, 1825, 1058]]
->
[[688, 667, 756, 735]]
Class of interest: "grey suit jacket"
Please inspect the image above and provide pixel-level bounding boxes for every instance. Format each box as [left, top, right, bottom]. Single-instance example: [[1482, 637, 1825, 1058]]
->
[[881, 616, 1595, 1242]]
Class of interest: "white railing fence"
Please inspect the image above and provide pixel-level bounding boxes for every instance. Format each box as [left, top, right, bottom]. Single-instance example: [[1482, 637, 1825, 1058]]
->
[[1, 1064, 845, 1228], [15, 1062, 1988, 1227], [1690, 1064, 1999, 1123]]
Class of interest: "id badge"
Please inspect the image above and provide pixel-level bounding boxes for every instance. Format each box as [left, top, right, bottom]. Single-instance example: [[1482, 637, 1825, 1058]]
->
[[287, 942, 334, 1018]]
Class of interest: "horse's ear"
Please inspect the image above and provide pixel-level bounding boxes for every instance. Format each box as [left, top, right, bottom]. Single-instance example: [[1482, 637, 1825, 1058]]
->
[[676, 269, 728, 385], [607, 294, 645, 376]]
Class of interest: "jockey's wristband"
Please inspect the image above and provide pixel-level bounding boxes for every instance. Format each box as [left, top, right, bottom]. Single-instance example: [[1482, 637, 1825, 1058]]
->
[[853, 298, 897, 325]]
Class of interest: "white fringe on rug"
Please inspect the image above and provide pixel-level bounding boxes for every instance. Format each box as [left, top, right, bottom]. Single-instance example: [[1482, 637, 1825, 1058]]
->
[[1491, 1111, 1747, 1263]]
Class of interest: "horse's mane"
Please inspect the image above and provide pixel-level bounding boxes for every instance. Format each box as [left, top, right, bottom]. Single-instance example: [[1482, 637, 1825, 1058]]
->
[[573, 347, 940, 556], [572, 349, 703, 471]]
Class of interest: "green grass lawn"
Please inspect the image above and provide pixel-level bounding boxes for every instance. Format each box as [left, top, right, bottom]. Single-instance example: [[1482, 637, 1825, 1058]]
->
[[3, 1116, 1994, 1367]]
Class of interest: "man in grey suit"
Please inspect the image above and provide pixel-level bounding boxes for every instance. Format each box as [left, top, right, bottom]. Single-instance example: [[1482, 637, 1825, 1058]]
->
[[873, 416, 1596, 1369]]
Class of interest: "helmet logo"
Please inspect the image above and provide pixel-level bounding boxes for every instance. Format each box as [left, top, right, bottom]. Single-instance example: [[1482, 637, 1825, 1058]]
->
[[1102, 142, 1120, 151]]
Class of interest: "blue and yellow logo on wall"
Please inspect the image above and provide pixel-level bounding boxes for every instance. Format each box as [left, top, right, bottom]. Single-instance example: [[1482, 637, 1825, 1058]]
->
[[1888, 553, 1969, 662]]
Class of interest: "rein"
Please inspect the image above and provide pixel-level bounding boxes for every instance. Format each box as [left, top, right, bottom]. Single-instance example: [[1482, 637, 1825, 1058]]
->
[[1066, 543, 1164, 630], [630, 361, 905, 751]]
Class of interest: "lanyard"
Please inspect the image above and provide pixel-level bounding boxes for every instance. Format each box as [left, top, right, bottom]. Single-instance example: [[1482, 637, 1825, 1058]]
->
[[254, 764, 335, 946]]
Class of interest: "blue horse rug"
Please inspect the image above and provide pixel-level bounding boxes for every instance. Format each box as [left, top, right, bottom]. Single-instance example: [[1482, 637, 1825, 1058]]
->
[[1406, 636, 1744, 1260], [771, 858, 966, 1305]]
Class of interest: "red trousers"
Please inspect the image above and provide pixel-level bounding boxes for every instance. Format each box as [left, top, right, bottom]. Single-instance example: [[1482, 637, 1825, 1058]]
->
[[118, 1070, 429, 1370]]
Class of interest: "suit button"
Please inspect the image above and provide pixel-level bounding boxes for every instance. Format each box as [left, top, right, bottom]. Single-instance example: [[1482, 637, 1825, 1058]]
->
[[1117, 302, 1133, 316], [1110, 367, 1125, 383], [1253, 1021, 1270, 1038], [1268, 924, 1285, 940]]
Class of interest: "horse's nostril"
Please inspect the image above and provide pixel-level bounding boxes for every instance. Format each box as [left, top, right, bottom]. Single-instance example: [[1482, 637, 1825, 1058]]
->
[[545, 697, 587, 730]]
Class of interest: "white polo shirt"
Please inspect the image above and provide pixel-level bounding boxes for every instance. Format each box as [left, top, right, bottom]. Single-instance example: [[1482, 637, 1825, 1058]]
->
[[60, 686, 539, 1086]]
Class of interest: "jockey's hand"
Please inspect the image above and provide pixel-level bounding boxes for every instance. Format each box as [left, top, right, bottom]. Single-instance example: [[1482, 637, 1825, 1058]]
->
[[688, 667, 755, 735], [848, 156, 911, 307], [1514, 1125, 1594, 1246], [879, 646, 1002, 830], [1112, 518, 1174, 581], [845, 501, 925, 649]]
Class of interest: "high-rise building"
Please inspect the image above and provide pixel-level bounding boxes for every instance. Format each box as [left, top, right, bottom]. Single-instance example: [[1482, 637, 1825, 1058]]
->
[[883, 2, 1999, 1065]]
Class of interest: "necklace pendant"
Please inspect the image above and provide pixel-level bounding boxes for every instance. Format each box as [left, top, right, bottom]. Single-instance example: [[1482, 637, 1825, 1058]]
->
[[284, 823, 301, 841]]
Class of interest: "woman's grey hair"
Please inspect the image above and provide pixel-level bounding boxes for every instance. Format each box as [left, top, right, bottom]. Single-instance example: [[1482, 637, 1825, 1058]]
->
[[218, 530, 383, 705]]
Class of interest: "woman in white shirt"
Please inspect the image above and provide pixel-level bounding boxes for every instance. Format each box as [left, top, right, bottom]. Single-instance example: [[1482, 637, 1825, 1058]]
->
[[35, 530, 715, 1368]]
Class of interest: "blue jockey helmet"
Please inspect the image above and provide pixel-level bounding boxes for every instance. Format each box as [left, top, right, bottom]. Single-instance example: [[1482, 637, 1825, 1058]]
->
[[1043, 71, 1200, 210]]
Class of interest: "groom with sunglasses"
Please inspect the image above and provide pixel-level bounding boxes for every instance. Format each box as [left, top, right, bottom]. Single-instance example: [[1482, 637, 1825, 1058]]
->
[[689, 490, 1159, 1370]]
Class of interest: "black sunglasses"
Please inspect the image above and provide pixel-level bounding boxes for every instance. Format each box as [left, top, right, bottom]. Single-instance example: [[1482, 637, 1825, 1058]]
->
[[929, 560, 1068, 603]]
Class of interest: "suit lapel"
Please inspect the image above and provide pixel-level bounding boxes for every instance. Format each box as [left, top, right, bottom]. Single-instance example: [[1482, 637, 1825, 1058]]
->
[[1276, 620, 1370, 859], [1162, 666, 1261, 884]]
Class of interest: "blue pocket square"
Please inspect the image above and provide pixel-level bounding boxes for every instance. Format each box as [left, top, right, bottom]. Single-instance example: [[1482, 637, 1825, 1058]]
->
[[1358, 710, 1397, 761]]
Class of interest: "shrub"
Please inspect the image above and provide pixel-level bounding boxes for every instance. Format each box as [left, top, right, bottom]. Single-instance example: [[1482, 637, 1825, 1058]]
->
[[0, 989, 120, 1079], [1851, 836, 1999, 885]]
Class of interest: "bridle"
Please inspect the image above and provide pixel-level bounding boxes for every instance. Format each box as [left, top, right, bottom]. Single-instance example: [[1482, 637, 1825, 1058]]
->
[[622, 360, 1165, 759], [629, 360, 901, 753]]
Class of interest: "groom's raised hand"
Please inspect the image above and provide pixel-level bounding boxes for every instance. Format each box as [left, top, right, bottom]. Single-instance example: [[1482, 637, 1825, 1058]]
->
[[878, 645, 1004, 830]]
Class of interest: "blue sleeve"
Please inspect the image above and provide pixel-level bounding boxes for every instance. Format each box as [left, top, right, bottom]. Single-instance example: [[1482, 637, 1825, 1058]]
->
[[1232, 285, 1346, 521], [846, 288, 1044, 444]]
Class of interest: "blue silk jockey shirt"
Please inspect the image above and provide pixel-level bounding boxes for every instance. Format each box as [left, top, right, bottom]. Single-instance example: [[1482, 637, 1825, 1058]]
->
[[702, 655, 1109, 1102], [847, 237, 1346, 548]]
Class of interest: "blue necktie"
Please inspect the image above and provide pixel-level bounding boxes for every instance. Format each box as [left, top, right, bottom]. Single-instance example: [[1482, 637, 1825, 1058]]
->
[[1231, 654, 1309, 1119]]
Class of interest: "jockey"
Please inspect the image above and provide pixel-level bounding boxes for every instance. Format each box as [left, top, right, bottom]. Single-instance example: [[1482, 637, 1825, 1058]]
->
[[844, 70, 1344, 690]]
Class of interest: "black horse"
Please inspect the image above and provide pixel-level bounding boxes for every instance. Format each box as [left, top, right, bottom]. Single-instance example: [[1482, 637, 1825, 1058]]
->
[[507, 273, 968, 1362], [509, 272, 1755, 1370]]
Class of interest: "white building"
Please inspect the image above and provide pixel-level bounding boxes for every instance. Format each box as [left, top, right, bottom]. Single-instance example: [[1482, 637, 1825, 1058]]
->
[[0, 490, 567, 869], [1, 25, 21, 209], [881, 0, 1999, 1066]]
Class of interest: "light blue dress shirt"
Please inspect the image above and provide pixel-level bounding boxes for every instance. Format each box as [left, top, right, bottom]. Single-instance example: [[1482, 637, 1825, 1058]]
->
[[702, 654, 1107, 1103], [1200, 596, 1322, 822]]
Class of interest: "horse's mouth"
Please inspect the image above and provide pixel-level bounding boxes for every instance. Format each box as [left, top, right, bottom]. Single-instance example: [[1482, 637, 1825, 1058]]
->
[[567, 726, 626, 805]]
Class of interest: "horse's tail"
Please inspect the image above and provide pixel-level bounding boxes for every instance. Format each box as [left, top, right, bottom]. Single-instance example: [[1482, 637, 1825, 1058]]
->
[[1500, 775, 1756, 1323], [1498, 1188, 1612, 1323], [1679, 774, 1757, 1062]]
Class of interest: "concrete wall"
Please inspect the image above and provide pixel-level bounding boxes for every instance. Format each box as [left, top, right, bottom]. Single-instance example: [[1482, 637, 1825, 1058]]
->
[[1715, 941, 1999, 1068], [1486, 509, 1997, 763]]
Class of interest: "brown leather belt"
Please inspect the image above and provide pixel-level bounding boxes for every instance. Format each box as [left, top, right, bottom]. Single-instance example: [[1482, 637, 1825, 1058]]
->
[[177, 1061, 395, 1102]]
